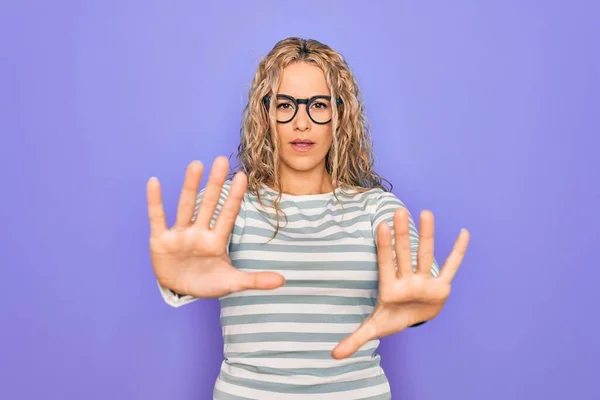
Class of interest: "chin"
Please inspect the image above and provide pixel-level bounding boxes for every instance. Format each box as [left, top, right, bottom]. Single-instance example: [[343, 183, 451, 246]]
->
[[281, 156, 325, 172]]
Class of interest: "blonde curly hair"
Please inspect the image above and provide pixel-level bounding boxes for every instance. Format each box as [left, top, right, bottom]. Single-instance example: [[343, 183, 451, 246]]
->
[[228, 37, 392, 237]]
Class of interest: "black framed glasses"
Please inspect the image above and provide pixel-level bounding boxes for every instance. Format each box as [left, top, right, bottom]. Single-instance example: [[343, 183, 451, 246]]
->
[[263, 94, 343, 125]]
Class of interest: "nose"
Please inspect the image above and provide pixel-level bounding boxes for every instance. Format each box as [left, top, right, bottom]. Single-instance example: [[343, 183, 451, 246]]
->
[[293, 104, 310, 131]]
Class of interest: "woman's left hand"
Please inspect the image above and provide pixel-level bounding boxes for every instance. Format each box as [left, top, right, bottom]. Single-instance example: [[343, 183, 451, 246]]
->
[[332, 208, 471, 359]]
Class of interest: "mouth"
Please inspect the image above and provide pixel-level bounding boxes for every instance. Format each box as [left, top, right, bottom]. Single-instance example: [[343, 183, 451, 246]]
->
[[290, 141, 315, 152]]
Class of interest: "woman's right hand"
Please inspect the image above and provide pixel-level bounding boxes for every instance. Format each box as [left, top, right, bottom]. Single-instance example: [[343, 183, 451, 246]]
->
[[146, 156, 285, 298]]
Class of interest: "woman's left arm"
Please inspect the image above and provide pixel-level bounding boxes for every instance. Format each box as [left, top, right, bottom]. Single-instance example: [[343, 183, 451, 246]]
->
[[374, 192, 438, 327], [371, 191, 441, 278], [331, 191, 470, 359]]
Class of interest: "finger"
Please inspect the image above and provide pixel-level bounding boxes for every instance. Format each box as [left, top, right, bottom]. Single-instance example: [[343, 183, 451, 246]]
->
[[376, 222, 396, 284], [394, 208, 413, 278], [175, 161, 204, 227], [195, 156, 229, 228], [146, 177, 167, 237], [231, 270, 286, 292], [417, 210, 435, 276], [331, 319, 376, 359], [439, 229, 471, 282], [213, 171, 247, 238]]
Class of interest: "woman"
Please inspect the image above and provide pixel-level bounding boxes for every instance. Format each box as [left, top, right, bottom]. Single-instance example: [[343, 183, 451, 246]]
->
[[147, 37, 470, 399]]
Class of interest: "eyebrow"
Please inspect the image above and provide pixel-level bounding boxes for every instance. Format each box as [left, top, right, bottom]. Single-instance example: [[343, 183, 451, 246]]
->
[[276, 93, 332, 98]]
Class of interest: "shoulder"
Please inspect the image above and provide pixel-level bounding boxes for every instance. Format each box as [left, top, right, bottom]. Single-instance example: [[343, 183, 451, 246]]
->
[[221, 179, 234, 192], [198, 179, 234, 196], [361, 187, 411, 224], [375, 189, 406, 207], [196, 179, 241, 208], [356, 186, 406, 209], [333, 186, 404, 223]]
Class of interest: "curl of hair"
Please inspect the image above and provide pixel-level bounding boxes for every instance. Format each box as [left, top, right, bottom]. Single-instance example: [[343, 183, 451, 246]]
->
[[228, 37, 392, 240]]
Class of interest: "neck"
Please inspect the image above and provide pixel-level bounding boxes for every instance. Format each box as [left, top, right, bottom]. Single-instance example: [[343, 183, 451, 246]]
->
[[277, 165, 334, 196]]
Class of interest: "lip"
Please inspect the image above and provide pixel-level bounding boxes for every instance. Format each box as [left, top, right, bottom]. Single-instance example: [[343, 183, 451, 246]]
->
[[290, 138, 315, 144], [290, 142, 315, 153]]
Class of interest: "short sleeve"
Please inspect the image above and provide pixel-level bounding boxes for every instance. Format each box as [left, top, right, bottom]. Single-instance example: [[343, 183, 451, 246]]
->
[[371, 190, 440, 277], [157, 179, 240, 307]]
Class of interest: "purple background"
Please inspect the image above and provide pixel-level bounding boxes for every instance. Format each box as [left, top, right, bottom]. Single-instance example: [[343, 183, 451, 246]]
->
[[1, 1, 599, 399]]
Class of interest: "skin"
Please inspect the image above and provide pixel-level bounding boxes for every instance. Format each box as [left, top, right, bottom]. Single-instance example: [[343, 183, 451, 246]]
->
[[146, 61, 471, 360], [273, 62, 334, 196]]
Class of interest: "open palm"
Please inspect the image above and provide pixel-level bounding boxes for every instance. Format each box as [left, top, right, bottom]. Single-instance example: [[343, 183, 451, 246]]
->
[[147, 157, 285, 298], [332, 208, 470, 359]]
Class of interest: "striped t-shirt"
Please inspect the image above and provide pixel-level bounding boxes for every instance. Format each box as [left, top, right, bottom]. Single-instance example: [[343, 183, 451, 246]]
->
[[158, 179, 439, 399]]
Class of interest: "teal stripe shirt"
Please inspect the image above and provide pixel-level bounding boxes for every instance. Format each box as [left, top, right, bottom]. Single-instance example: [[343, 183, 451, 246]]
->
[[158, 180, 439, 399]]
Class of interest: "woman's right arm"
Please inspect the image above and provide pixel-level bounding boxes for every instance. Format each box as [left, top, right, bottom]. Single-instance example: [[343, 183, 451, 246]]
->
[[147, 157, 285, 307], [156, 179, 236, 307]]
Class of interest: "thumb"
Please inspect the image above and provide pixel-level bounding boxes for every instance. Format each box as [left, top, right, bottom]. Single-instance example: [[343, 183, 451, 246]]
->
[[231, 270, 286, 292], [331, 319, 376, 359]]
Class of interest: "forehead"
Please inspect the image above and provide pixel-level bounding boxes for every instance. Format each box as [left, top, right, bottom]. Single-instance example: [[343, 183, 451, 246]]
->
[[278, 62, 330, 97]]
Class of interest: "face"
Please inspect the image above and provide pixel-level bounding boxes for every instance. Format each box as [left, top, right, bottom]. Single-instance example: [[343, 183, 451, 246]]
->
[[273, 62, 333, 176]]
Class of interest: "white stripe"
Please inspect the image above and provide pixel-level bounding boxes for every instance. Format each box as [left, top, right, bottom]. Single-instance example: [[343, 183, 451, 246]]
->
[[225, 340, 379, 353], [221, 363, 383, 385], [246, 199, 374, 216], [246, 208, 373, 224], [238, 234, 374, 247], [221, 304, 373, 317], [244, 219, 372, 239], [224, 322, 360, 335], [215, 379, 390, 400], [248, 204, 371, 217], [232, 250, 377, 263], [230, 268, 378, 281], [221, 286, 376, 299], [223, 355, 378, 369]]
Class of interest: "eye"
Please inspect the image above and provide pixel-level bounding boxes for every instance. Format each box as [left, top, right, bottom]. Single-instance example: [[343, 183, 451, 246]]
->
[[311, 102, 328, 110], [277, 102, 294, 110]]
